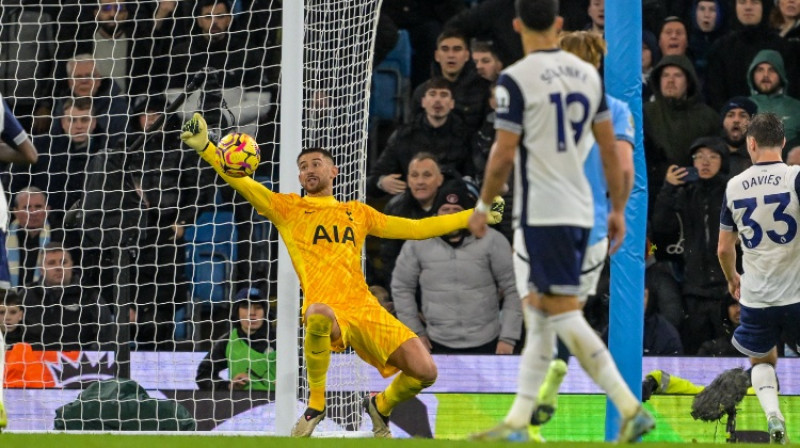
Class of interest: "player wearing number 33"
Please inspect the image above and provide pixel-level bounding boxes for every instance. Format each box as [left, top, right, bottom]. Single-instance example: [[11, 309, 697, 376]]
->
[[718, 113, 799, 444], [179, 112, 504, 438]]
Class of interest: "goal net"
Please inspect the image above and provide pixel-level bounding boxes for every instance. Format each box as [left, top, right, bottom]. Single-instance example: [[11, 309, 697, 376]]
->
[[0, 0, 379, 433]]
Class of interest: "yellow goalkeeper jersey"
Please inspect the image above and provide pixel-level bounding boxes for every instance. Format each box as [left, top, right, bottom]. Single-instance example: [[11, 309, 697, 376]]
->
[[200, 145, 471, 312]]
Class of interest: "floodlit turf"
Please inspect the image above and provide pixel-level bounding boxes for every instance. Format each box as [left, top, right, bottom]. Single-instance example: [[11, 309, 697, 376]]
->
[[0, 434, 778, 448], [3, 394, 796, 446]]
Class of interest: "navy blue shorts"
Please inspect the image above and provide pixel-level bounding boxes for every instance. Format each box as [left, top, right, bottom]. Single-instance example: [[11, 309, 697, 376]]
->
[[515, 225, 590, 296], [732, 302, 800, 358], [0, 229, 9, 289]]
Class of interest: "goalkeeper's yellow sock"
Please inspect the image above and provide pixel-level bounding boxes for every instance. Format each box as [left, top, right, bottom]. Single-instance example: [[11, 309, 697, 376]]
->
[[376, 373, 433, 416], [648, 370, 705, 395], [305, 314, 332, 411]]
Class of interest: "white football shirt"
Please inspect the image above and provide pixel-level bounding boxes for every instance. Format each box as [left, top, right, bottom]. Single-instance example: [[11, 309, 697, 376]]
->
[[720, 162, 800, 307], [495, 48, 609, 229]]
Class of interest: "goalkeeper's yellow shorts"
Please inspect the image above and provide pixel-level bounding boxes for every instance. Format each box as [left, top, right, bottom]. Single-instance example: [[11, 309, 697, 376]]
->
[[328, 299, 417, 378]]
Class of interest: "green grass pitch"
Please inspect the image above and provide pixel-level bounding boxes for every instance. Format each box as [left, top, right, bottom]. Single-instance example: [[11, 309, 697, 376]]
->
[[2, 393, 795, 446], [0, 434, 780, 448]]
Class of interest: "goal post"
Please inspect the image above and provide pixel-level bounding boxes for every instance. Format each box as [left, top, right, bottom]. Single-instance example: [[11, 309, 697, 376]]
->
[[274, 0, 302, 437], [276, 0, 385, 435], [1, 0, 382, 434]]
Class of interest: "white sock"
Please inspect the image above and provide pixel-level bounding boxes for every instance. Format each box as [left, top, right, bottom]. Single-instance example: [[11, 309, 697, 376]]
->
[[505, 304, 554, 428], [752, 363, 783, 421], [549, 310, 639, 418]]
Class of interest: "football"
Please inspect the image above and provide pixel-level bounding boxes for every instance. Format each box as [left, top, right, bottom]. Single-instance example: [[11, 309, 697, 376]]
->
[[217, 132, 261, 178]]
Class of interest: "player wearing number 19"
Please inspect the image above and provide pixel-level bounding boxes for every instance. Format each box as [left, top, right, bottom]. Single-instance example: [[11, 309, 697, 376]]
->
[[180, 113, 504, 438], [468, 0, 652, 443], [718, 112, 800, 445]]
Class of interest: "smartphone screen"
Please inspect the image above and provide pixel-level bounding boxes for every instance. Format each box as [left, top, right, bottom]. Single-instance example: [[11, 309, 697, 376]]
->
[[684, 166, 699, 182]]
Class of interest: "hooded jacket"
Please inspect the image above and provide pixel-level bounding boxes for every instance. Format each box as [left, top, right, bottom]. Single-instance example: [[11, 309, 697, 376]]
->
[[705, 4, 796, 110], [747, 49, 800, 148], [688, 0, 727, 83], [644, 55, 719, 200], [652, 137, 730, 300]]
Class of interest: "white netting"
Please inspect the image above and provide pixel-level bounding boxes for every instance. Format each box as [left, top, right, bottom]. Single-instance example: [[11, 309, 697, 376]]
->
[[0, 0, 377, 434], [298, 0, 379, 434]]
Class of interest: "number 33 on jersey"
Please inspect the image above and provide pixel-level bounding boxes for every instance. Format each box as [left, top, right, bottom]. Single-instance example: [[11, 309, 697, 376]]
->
[[721, 162, 800, 306]]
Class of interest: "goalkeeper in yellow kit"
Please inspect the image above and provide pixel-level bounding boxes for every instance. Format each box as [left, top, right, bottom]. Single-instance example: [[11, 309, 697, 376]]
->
[[181, 113, 503, 438]]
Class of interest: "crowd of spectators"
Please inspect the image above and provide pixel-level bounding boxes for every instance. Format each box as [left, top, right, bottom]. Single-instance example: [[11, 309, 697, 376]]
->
[[1, 0, 277, 350], [366, 0, 800, 358], [1, 0, 800, 359]]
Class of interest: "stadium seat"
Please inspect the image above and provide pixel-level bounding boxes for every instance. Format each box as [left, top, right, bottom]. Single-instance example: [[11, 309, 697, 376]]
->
[[184, 210, 238, 303], [369, 29, 412, 122], [368, 29, 412, 163], [181, 210, 239, 341]]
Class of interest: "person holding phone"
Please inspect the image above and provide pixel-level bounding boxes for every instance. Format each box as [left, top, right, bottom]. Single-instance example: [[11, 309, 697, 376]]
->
[[653, 136, 732, 354]]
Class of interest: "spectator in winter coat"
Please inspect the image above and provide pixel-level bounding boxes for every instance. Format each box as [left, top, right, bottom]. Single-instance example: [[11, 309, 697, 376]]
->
[[21, 243, 113, 350], [410, 30, 491, 131], [747, 49, 800, 150], [705, 0, 797, 110], [53, 54, 129, 148], [644, 55, 719, 211], [688, 0, 728, 85], [392, 181, 521, 354], [367, 78, 473, 199], [375, 153, 446, 291], [652, 137, 731, 354], [719, 96, 758, 177], [696, 295, 743, 356]]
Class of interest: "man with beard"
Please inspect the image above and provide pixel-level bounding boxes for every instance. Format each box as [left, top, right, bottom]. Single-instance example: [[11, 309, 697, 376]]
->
[[71, 0, 176, 96], [180, 113, 504, 437], [392, 180, 521, 354], [644, 54, 719, 211], [719, 96, 758, 176], [747, 49, 800, 152], [168, 0, 265, 91]]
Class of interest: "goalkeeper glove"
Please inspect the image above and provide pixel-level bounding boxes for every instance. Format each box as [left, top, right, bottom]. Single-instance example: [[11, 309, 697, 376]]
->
[[180, 112, 211, 154], [487, 196, 505, 225]]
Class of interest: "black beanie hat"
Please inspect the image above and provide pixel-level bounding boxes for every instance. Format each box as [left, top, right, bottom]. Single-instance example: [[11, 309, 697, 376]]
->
[[434, 179, 474, 213]]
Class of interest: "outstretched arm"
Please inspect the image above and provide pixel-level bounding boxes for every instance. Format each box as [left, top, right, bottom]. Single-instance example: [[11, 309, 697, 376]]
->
[[373, 197, 504, 240], [180, 113, 281, 222], [375, 210, 471, 240]]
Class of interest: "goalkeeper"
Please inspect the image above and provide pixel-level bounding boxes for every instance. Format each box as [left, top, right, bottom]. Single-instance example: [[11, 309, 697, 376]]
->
[[181, 113, 504, 438]]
